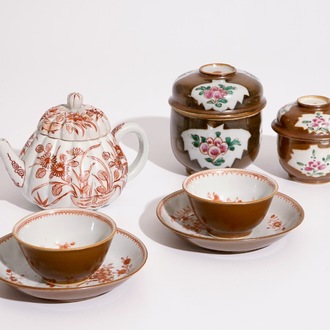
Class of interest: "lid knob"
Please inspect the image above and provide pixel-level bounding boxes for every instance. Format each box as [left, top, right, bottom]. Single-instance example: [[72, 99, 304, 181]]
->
[[297, 95, 330, 108], [199, 63, 236, 76], [67, 92, 83, 111]]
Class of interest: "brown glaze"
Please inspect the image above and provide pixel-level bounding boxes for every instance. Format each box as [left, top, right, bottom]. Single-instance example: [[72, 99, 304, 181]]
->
[[20, 240, 112, 284], [182, 169, 278, 238], [12, 209, 117, 285], [170, 109, 262, 174], [0, 229, 148, 301], [275, 135, 330, 183], [272, 95, 330, 183], [187, 196, 273, 238], [169, 64, 266, 116], [272, 95, 330, 140], [156, 189, 304, 252], [169, 63, 266, 174]]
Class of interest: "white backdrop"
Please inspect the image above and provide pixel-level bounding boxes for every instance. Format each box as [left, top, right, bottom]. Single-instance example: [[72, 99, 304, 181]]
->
[[0, 1, 329, 329]]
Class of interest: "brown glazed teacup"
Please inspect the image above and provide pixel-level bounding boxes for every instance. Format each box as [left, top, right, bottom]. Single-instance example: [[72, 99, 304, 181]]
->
[[182, 169, 278, 238], [12, 208, 117, 285]]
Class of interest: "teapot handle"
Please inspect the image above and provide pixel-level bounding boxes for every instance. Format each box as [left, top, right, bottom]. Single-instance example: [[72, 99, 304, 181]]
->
[[112, 122, 149, 181]]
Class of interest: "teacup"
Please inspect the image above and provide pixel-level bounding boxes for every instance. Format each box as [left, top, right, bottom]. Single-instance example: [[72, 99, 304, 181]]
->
[[182, 169, 278, 238], [12, 208, 117, 285]]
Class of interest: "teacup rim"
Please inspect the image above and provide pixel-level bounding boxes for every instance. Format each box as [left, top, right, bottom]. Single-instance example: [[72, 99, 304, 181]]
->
[[12, 208, 117, 252], [182, 168, 279, 205]]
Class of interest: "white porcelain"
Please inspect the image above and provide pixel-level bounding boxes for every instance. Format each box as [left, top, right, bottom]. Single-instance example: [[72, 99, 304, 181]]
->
[[288, 146, 330, 177], [156, 190, 304, 252], [13, 208, 115, 248], [0, 92, 149, 209], [181, 124, 251, 168], [0, 229, 148, 301]]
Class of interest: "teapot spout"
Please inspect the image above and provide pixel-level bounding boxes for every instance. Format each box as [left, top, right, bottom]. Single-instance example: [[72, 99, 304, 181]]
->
[[0, 139, 25, 187]]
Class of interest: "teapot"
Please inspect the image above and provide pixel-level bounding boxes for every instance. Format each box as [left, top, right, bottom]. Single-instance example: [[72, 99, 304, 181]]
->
[[0, 92, 149, 209]]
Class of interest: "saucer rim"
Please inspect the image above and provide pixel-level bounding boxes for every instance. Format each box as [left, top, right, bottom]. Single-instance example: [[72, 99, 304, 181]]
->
[[0, 228, 148, 293], [156, 189, 304, 243]]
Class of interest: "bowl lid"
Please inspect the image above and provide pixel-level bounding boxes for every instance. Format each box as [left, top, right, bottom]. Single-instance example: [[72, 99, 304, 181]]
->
[[37, 93, 111, 141], [271, 95, 330, 140], [169, 63, 266, 119]]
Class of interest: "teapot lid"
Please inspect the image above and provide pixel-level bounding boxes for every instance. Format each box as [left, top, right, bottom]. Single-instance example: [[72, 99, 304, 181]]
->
[[37, 93, 111, 141], [169, 63, 266, 119], [272, 95, 330, 140]]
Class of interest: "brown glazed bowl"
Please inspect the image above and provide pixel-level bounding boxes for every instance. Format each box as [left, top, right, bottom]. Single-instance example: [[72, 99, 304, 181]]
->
[[12, 209, 117, 285], [182, 169, 278, 238], [272, 95, 330, 183], [169, 63, 266, 174]]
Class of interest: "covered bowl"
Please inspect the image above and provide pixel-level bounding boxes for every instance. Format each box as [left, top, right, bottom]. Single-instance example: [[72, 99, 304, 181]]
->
[[169, 63, 266, 174]]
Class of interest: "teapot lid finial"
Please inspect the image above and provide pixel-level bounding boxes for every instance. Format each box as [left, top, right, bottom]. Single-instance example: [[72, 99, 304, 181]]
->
[[37, 92, 111, 141], [67, 92, 83, 111]]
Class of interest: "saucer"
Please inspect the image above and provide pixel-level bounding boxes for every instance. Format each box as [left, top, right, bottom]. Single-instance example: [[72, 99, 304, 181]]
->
[[0, 229, 148, 301], [156, 190, 304, 253]]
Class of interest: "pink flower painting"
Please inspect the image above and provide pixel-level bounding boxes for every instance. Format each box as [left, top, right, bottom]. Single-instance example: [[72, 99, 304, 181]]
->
[[190, 131, 241, 166], [296, 149, 330, 177]]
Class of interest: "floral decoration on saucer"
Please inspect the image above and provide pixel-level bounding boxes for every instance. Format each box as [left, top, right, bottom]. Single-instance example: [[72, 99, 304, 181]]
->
[[156, 190, 304, 253], [0, 229, 147, 301]]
